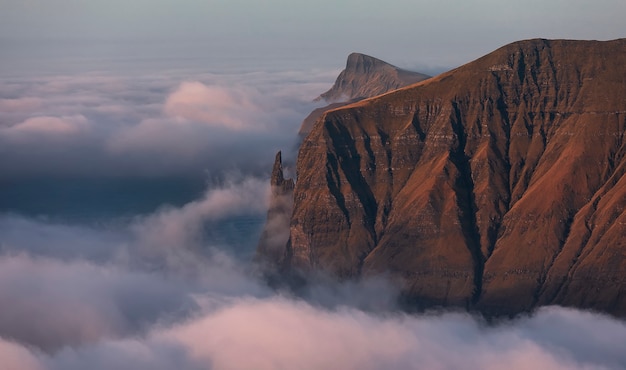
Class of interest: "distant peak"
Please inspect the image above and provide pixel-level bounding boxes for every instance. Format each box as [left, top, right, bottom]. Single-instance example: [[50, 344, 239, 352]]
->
[[347, 53, 386, 64], [317, 53, 430, 103], [347, 52, 373, 59], [344, 53, 393, 74]]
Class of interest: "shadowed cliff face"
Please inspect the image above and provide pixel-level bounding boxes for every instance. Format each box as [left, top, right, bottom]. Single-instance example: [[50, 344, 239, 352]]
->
[[299, 53, 430, 136], [275, 39, 626, 316]]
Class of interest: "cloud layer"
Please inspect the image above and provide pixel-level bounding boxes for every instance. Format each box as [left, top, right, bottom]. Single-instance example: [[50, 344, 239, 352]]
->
[[163, 81, 262, 130], [2, 50, 626, 370], [0, 63, 333, 219], [0, 67, 331, 178], [1, 175, 626, 369], [2, 295, 626, 370]]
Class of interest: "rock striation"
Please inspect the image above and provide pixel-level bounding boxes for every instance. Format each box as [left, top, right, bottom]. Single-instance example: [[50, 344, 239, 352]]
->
[[299, 53, 430, 136], [261, 38, 626, 317]]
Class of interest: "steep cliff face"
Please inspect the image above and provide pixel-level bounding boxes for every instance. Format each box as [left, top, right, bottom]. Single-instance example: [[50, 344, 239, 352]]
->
[[281, 39, 626, 315], [299, 53, 430, 136]]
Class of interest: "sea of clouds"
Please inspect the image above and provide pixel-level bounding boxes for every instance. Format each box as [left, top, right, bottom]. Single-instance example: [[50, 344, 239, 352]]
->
[[0, 63, 333, 177], [1, 53, 626, 370], [2, 197, 626, 370]]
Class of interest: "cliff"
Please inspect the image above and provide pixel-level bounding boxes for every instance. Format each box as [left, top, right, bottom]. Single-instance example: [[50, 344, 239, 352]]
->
[[299, 53, 430, 135], [264, 38, 626, 316]]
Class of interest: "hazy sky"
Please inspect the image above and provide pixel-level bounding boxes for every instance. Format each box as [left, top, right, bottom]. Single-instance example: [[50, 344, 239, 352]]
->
[[1, 0, 625, 69]]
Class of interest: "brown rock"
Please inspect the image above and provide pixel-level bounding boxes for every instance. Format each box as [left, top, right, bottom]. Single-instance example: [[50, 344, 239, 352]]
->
[[270, 38, 626, 316], [299, 53, 430, 136], [318, 53, 431, 103]]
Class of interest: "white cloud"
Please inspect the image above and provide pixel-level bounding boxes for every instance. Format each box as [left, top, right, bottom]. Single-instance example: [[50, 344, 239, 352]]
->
[[0, 254, 197, 351], [5, 115, 89, 135], [103, 80, 309, 174], [164, 300, 606, 370], [129, 176, 270, 267], [164, 81, 262, 131], [0, 97, 43, 113], [1, 296, 625, 370], [0, 339, 43, 370], [0, 66, 325, 177], [1, 181, 626, 369], [107, 81, 276, 158], [106, 117, 206, 160]]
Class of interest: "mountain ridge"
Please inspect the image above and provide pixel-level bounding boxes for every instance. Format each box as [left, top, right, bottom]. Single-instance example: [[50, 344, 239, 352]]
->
[[260, 38, 626, 317], [299, 53, 430, 135], [317, 52, 431, 102]]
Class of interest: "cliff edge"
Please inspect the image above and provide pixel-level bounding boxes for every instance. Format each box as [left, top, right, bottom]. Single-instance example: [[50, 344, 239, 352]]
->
[[262, 38, 626, 317], [299, 53, 430, 136]]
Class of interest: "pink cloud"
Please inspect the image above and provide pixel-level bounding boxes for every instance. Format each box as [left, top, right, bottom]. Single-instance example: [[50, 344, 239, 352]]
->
[[0, 98, 43, 113], [131, 176, 269, 252], [158, 300, 613, 370], [1, 301, 615, 370], [5, 115, 89, 135], [0, 339, 43, 370], [163, 81, 262, 131]]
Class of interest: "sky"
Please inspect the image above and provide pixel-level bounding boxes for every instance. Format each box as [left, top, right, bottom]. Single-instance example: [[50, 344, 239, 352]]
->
[[1, 1, 626, 369], [1, 0, 625, 71]]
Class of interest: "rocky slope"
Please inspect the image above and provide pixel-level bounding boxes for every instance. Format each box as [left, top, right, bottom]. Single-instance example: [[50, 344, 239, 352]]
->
[[318, 52, 430, 102], [299, 53, 430, 135], [262, 38, 626, 316]]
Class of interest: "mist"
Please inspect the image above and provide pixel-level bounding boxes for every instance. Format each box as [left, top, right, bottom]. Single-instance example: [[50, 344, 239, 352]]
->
[[2, 174, 626, 369], [0, 68, 330, 178], [0, 60, 335, 220], [1, 206, 626, 369], [2, 40, 626, 370]]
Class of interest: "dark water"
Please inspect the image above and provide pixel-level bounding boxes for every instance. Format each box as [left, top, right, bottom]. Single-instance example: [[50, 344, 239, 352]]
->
[[0, 176, 207, 221], [0, 176, 266, 259], [203, 215, 265, 259]]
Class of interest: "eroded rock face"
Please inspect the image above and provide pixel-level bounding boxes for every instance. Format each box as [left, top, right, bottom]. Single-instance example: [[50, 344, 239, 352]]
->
[[299, 53, 430, 136], [256, 151, 294, 267], [318, 53, 431, 103], [268, 39, 626, 316]]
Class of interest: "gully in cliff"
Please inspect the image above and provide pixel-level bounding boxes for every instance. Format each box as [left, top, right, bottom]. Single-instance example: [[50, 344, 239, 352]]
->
[[258, 39, 626, 318]]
